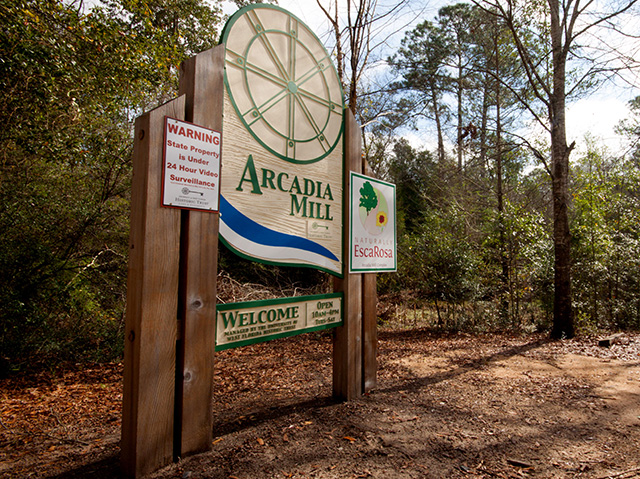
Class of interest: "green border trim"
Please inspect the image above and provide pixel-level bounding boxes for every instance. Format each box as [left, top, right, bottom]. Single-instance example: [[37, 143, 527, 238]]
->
[[215, 292, 343, 351], [349, 171, 397, 273], [219, 4, 345, 164]]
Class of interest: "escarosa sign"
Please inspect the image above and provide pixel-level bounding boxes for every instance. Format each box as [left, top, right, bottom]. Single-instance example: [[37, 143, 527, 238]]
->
[[219, 4, 345, 276]]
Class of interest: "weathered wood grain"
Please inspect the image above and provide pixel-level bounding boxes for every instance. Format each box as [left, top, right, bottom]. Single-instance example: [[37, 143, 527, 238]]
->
[[362, 158, 378, 392], [121, 96, 185, 478], [333, 109, 363, 400], [176, 44, 224, 456], [363, 272, 377, 392]]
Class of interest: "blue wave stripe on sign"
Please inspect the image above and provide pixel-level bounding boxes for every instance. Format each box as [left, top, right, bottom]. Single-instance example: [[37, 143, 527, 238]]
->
[[220, 195, 339, 262]]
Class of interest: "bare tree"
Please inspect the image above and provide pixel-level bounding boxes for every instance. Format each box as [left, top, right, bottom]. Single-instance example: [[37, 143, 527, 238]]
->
[[474, 0, 640, 338], [313, 0, 427, 177], [314, 0, 421, 115]]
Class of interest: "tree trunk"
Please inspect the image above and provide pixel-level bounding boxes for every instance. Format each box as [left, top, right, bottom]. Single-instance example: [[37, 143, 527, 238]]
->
[[480, 75, 490, 173], [435, 296, 442, 326], [431, 84, 445, 163], [495, 30, 509, 325], [549, 0, 574, 339], [456, 59, 464, 169]]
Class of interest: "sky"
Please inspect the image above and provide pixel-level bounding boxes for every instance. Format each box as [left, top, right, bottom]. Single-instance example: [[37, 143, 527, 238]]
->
[[221, 0, 638, 157]]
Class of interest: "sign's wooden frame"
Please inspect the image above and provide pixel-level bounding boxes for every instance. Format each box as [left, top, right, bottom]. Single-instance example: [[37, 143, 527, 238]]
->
[[121, 44, 376, 478]]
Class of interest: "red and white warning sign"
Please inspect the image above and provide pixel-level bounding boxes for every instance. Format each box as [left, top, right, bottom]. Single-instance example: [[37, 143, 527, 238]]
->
[[162, 117, 221, 212]]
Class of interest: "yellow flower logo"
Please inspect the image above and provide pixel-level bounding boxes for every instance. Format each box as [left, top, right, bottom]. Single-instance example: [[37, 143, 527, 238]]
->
[[376, 211, 388, 227]]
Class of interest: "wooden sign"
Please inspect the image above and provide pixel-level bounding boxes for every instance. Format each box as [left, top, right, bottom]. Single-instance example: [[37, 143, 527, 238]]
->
[[219, 4, 344, 275], [122, 5, 380, 475], [216, 293, 342, 350]]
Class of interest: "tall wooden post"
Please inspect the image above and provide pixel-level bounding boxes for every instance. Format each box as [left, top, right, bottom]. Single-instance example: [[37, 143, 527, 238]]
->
[[121, 96, 185, 478], [362, 272, 377, 392], [362, 161, 377, 392], [176, 44, 224, 457], [333, 109, 364, 400], [333, 109, 378, 398], [122, 44, 224, 477]]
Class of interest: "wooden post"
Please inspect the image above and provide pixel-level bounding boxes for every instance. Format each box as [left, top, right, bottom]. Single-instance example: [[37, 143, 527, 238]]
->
[[121, 96, 185, 478], [175, 44, 224, 457], [333, 110, 378, 398], [362, 273, 377, 392], [362, 161, 377, 392], [333, 109, 363, 400]]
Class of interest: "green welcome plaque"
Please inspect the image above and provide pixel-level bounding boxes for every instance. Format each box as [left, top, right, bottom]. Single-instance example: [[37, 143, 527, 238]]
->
[[215, 293, 343, 350]]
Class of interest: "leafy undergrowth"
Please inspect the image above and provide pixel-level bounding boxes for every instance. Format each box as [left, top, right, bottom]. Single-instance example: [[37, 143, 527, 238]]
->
[[1, 331, 639, 478]]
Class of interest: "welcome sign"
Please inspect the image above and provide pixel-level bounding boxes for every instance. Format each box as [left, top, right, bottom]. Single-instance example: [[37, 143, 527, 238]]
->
[[219, 5, 344, 275], [216, 293, 342, 350]]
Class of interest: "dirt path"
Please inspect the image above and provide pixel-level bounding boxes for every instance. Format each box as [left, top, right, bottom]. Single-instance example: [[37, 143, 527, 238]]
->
[[1, 331, 639, 478]]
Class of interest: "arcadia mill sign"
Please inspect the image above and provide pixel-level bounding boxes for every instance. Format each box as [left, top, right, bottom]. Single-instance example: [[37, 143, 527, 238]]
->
[[219, 6, 345, 275], [121, 5, 385, 477]]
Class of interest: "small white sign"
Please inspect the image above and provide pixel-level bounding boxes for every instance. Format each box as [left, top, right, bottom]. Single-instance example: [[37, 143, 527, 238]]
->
[[162, 117, 221, 211], [350, 173, 397, 273]]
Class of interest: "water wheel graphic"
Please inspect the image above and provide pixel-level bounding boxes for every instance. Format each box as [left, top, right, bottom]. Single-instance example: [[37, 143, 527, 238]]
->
[[221, 5, 344, 164]]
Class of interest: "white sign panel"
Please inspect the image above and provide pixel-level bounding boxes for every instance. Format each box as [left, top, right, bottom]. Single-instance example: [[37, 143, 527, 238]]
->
[[162, 117, 221, 211], [350, 173, 397, 273], [219, 5, 344, 276]]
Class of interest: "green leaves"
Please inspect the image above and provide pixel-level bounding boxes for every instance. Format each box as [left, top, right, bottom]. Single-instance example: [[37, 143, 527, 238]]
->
[[570, 141, 640, 331], [359, 181, 378, 214], [0, 0, 224, 371]]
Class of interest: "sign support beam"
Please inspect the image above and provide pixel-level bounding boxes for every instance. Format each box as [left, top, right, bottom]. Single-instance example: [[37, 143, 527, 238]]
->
[[176, 44, 225, 457], [333, 109, 379, 399], [121, 96, 185, 478], [363, 272, 377, 392], [361, 160, 378, 393], [333, 109, 364, 400]]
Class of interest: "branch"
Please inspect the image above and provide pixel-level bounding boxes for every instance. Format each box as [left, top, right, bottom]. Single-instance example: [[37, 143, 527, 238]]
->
[[473, 0, 552, 106], [509, 130, 553, 177], [569, 0, 639, 44]]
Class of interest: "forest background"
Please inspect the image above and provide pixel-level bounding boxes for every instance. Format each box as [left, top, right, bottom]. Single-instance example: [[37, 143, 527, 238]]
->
[[2, 0, 640, 375]]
